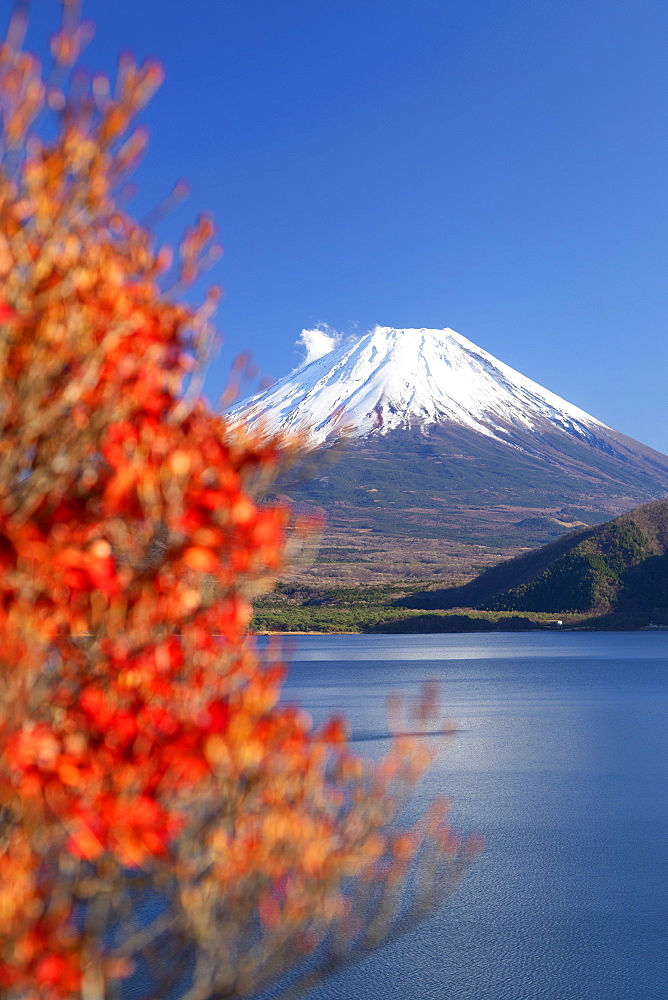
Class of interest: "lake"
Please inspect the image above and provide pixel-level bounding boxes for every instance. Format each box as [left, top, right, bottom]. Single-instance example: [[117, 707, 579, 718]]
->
[[273, 632, 668, 1000]]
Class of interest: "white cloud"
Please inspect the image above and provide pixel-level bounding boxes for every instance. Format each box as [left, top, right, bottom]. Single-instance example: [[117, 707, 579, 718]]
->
[[296, 325, 340, 366]]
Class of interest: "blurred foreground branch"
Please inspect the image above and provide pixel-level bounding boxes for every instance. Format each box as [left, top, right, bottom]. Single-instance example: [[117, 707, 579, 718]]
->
[[0, 5, 481, 998]]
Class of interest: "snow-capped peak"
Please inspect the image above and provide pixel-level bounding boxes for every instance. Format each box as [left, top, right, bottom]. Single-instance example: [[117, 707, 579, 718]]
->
[[230, 326, 607, 446]]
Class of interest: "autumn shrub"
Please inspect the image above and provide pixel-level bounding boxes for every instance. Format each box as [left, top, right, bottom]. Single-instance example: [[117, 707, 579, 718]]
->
[[0, 5, 481, 998]]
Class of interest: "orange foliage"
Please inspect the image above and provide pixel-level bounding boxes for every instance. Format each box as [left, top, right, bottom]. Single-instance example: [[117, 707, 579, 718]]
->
[[0, 5, 480, 999]]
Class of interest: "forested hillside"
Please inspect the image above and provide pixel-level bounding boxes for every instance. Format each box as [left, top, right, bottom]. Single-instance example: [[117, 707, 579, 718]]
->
[[403, 499, 668, 614]]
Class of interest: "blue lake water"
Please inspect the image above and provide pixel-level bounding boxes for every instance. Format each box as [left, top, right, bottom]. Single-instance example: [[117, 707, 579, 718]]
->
[[274, 632, 668, 1000]]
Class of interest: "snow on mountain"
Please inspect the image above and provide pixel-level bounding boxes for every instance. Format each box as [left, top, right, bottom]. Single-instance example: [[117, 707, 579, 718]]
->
[[230, 326, 607, 447]]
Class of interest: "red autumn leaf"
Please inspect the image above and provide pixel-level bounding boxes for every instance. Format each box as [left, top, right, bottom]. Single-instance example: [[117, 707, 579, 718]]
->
[[206, 698, 230, 734]]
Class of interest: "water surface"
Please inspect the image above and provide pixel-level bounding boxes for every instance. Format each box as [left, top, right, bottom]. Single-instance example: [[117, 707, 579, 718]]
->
[[275, 633, 668, 1000]]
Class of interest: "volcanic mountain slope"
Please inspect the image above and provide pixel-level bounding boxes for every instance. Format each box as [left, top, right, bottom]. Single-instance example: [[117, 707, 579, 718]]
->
[[232, 327, 668, 549]]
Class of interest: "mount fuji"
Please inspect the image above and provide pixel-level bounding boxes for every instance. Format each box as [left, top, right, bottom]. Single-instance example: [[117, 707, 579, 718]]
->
[[231, 327, 668, 551], [234, 326, 609, 447]]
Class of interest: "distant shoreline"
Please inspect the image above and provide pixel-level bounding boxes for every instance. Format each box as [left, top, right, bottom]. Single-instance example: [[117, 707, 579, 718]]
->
[[255, 624, 667, 636]]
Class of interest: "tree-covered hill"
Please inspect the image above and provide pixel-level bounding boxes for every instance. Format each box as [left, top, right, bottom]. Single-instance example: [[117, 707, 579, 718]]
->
[[401, 499, 668, 614]]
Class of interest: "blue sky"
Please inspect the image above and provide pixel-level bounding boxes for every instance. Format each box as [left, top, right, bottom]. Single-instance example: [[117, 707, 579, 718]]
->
[[21, 0, 668, 451]]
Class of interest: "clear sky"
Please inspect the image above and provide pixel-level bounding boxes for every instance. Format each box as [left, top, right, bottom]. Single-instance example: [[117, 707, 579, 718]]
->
[[19, 0, 668, 452]]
